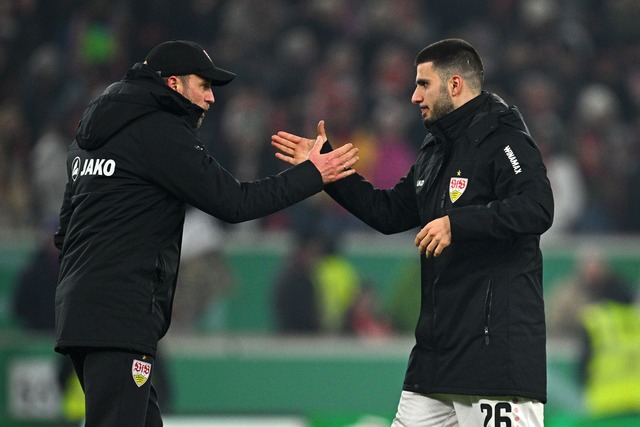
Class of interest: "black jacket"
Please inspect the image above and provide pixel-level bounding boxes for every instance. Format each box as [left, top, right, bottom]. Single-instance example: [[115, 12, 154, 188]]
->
[[324, 92, 554, 402], [54, 63, 323, 356]]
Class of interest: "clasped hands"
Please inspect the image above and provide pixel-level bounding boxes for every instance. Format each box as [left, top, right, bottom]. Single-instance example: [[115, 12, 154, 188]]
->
[[271, 120, 358, 184], [271, 120, 451, 257]]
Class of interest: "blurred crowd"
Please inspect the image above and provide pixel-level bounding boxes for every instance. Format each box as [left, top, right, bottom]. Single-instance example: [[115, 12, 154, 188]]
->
[[1, 0, 640, 238], [4, 1, 640, 418]]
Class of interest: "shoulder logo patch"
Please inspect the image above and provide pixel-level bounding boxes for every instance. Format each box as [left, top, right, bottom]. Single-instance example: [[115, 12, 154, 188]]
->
[[503, 145, 522, 175]]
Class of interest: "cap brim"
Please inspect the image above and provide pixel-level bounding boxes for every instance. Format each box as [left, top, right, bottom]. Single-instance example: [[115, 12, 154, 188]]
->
[[198, 66, 236, 86]]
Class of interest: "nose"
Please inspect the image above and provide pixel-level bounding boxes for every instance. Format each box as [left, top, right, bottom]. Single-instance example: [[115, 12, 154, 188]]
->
[[205, 89, 215, 105], [411, 86, 422, 105]]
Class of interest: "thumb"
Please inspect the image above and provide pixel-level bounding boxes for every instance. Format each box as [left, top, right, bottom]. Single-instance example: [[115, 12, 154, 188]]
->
[[311, 135, 322, 156], [317, 120, 327, 143]]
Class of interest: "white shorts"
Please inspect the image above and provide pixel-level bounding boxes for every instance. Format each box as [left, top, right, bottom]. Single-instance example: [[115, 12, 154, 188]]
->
[[392, 391, 544, 427]]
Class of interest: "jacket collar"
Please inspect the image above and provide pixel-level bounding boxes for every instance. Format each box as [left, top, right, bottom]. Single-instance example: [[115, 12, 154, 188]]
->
[[421, 91, 525, 149], [123, 63, 205, 129]]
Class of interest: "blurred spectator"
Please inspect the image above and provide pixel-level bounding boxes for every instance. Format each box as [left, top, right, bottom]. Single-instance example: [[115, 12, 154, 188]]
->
[[273, 228, 363, 335], [513, 70, 586, 238], [546, 245, 640, 416], [171, 208, 234, 333], [313, 234, 360, 334], [11, 228, 58, 332], [272, 231, 322, 334], [367, 98, 415, 189], [29, 122, 69, 227], [387, 261, 421, 334], [344, 282, 394, 338], [0, 101, 33, 227], [571, 83, 635, 232], [578, 299, 640, 416], [10, 224, 84, 423], [546, 246, 634, 339]]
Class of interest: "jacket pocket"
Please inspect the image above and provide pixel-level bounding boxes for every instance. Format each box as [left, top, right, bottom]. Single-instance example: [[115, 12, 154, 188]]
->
[[483, 277, 493, 345]]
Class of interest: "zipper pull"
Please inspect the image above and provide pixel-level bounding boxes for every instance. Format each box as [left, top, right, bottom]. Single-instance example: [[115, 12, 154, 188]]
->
[[484, 326, 490, 345]]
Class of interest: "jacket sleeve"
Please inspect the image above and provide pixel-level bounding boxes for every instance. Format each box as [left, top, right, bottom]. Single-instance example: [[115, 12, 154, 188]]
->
[[447, 131, 554, 240], [322, 142, 421, 234], [138, 115, 324, 223]]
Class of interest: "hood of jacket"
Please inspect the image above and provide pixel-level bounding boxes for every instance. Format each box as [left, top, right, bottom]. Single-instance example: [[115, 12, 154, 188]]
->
[[75, 63, 204, 150], [422, 91, 532, 151]]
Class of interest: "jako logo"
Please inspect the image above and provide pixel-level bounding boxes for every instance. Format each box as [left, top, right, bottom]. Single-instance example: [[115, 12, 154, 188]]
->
[[72, 157, 116, 181]]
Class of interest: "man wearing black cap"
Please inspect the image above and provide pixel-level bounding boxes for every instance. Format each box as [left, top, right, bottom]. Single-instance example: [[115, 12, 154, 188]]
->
[[53, 40, 359, 426]]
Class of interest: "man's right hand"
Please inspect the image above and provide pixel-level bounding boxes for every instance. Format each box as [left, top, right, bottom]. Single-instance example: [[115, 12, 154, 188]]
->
[[272, 120, 359, 184]]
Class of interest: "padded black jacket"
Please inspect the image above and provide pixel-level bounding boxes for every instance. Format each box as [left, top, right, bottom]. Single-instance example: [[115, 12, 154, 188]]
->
[[54, 63, 323, 355], [324, 92, 554, 402]]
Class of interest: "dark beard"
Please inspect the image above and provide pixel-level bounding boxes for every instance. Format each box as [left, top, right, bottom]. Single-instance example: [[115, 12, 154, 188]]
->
[[423, 85, 455, 127]]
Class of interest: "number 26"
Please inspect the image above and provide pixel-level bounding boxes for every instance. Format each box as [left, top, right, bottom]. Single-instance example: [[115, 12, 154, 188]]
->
[[481, 402, 512, 427]]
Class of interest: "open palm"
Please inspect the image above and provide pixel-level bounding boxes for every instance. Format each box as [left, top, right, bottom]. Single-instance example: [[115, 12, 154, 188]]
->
[[272, 120, 328, 165]]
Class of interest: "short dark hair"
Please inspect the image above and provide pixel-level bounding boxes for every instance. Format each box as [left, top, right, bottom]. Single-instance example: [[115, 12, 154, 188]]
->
[[415, 39, 484, 93]]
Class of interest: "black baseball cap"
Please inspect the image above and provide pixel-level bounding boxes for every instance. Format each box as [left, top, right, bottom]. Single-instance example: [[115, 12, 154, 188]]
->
[[144, 40, 236, 86]]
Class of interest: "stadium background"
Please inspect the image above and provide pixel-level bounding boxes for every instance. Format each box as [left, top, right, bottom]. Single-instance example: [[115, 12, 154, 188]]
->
[[1, 0, 640, 426]]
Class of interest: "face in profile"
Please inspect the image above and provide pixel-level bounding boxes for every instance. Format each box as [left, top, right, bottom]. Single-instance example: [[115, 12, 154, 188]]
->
[[411, 62, 455, 127], [174, 74, 215, 128]]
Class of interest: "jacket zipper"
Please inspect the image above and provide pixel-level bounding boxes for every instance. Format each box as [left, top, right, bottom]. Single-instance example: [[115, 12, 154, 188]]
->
[[152, 253, 166, 311], [440, 188, 447, 214], [484, 278, 493, 345]]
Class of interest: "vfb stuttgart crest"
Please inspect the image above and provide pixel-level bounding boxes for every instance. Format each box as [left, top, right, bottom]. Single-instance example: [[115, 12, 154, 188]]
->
[[449, 177, 468, 203], [132, 358, 152, 387]]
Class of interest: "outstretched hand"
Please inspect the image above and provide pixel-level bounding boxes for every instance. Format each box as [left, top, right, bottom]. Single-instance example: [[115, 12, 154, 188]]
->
[[272, 120, 359, 184]]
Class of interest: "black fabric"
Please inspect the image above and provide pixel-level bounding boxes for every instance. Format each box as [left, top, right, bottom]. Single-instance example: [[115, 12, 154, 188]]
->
[[54, 64, 323, 357], [144, 40, 235, 86], [69, 349, 162, 427], [323, 91, 554, 403]]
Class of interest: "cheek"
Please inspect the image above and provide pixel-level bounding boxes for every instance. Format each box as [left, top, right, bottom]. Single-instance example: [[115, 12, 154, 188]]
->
[[197, 91, 208, 105]]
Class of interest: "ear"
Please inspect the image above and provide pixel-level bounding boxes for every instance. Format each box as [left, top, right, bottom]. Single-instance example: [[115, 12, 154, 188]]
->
[[450, 75, 463, 97], [166, 76, 180, 91]]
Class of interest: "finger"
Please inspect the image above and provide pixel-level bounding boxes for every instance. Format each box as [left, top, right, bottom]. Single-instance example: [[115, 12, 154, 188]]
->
[[317, 120, 327, 142], [271, 140, 295, 156], [332, 142, 354, 157], [276, 131, 300, 140], [416, 236, 428, 254], [426, 240, 438, 258], [311, 135, 322, 155], [274, 152, 295, 165], [271, 134, 297, 151], [337, 148, 359, 168], [344, 154, 359, 169], [433, 244, 443, 257], [334, 146, 358, 166], [338, 168, 357, 179]]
